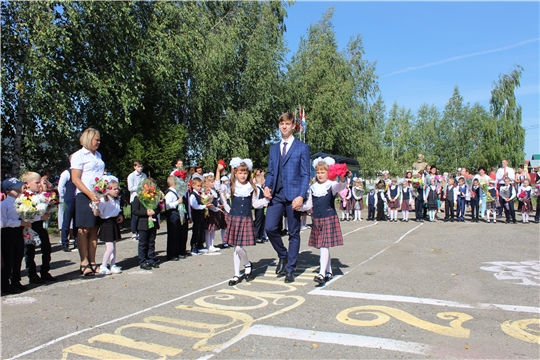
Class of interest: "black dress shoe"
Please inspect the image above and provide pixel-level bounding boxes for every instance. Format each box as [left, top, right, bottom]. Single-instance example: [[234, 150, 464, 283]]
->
[[62, 246, 71, 252], [150, 262, 160, 268], [171, 257, 180, 261], [178, 255, 186, 259], [41, 273, 58, 282], [314, 274, 325, 285], [29, 275, 46, 284], [228, 276, 241, 286], [256, 239, 265, 244], [2, 285, 20, 294], [244, 262, 253, 281], [276, 258, 287, 275], [140, 263, 152, 270], [284, 271, 295, 283], [13, 282, 28, 291]]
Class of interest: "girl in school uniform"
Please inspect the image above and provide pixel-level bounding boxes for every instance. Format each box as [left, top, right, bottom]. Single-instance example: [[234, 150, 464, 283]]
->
[[375, 181, 387, 221], [386, 178, 401, 222], [485, 179, 500, 223], [300, 157, 347, 285], [425, 177, 439, 222], [518, 178, 533, 223], [216, 158, 268, 285], [351, 178, 364, 221], [93, 177, 123, 275], [203, 173, 221, 252], [400, 179, 412, 222]]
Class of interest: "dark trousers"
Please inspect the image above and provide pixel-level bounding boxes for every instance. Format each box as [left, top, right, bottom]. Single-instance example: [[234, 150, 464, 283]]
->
[[535, 200, 540, 222], [368, 204, 376, 220], [415, 198, 424, 220], [444, 199, 455, 220], [131, 202, 139, 234], [61, 196, 78, 247], [190, 214, 205, 250], [265, 190, 301, 273], [457, 198, 466, 220], [138, 227, 157, 265], [470, 198, 480, 221], [166, 212, 181, 259], [1, 227, 24, 287], [254, 208, 266, 239], [502, 198, 516, 222], [179, 219, 188, 256], [26, 221, 51, 278]]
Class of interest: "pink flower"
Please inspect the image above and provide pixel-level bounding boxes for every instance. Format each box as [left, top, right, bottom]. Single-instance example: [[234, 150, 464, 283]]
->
[[101, 189, 107, 194], [95, 177, 99, 181], [94, 186, 100, 191]]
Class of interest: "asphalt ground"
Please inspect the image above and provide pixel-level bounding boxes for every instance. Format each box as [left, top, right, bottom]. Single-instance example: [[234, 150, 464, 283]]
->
[[2, 213, 539, 359]]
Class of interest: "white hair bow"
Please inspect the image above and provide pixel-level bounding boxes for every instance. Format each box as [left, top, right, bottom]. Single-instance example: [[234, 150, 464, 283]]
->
[[203, 172, 214, 178], [312, 156, 335, 169], [230, 157, 253, 171]]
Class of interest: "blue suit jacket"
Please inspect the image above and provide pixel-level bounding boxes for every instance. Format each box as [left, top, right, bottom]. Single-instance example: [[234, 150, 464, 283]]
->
[[266, 138, 311, 201]]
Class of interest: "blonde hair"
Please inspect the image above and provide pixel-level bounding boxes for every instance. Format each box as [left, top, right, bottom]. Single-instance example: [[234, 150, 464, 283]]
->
[[314, 161, 329, 172], [80, 127, 100, 149], [21, 172, 41, 183], [230, 163, 256, 196], [167, 176, 176, 188], [192, 178, 203, 187], [104, 180, 119, 201]]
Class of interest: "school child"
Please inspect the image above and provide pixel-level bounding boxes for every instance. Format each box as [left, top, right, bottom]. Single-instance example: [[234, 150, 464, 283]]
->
[[93, 178, 123, 275], [386, 178, 401, 222], [254, 169, 268, 243], [456, 176, 468, 222], [425, 177, 439, 222], [518, 179, 533, 223], [301, 157, 347, 285], [351, 178, 364, 221], [1, 178, 33, 294], [132, 178, 162, 269], [216, 158, 268, 286], [339, 186, 352, 221], [375, 182, 387, 221], [365, 186, 377, 221], [413, 177, 425, 223], [443, 177, 457, 222], [485, 179, 499, 223], [500, 176, 517, 224], [127, 161, 147, 240], [469, 178, 481, 223], [21, 172, 56, 284], [400, 180, 412, 222], [203, 173, 221, 253], [189, 177, 213, 255], [164, 176, 183, 261], [217, 175, 231, 248]]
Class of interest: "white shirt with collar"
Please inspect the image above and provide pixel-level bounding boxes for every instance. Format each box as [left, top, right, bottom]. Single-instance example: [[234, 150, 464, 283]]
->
[[280, 136, 295, 157], [496, 166, 515, 184], [127, 170, 147, 202], [70, 147, 105, 194]]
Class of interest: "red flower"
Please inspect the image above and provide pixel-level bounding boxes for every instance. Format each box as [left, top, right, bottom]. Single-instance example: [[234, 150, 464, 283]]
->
[[328, 163, 348, 181], [219, 159, 227, 167], [95, 177, 99, 181], [174, 170, 187, 180]]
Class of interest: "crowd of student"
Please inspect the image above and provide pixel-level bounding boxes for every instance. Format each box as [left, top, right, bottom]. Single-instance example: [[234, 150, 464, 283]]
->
[[2, 125, 538, 296]]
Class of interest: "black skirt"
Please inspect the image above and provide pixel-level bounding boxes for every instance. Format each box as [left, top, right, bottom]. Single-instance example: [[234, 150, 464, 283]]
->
[[75, 192, 99, 228], [98, 217, 121, 242]]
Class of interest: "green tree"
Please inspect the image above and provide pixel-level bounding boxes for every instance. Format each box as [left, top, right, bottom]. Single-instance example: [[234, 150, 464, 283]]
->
[[488, 65, 525, 168]]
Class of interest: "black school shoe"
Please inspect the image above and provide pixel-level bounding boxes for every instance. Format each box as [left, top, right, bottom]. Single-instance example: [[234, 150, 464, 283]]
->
[[140, 263, 152, 270]]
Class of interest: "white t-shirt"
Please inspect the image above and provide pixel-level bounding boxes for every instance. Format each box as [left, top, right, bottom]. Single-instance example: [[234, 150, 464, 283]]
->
[[70, 147, 105, 194]]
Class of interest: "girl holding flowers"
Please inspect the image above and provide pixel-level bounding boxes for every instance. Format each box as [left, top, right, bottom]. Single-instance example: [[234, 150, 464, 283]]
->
[[203, 173, 222, 253], [300, 157, 348, 285], [92, 176, 123, 275], [517, 178, 533, 223], [132, 178, 162, 270], [216, 158, 269, 286]]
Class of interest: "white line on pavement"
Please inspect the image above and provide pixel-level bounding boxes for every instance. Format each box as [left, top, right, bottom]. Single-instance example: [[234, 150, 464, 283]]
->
[[308, 289, 540, 314], [198, 324, 433, 359]]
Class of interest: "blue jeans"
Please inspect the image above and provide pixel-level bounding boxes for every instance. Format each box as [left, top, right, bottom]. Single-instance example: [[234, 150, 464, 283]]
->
[[457, 197, 466, 220]]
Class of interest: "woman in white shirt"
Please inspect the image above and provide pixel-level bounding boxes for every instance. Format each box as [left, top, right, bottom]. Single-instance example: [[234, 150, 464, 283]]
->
[[70, 128, 105, 276]]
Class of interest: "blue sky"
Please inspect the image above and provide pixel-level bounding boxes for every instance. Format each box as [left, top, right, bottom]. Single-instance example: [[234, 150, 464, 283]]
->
[[283, 1, 539, 162]]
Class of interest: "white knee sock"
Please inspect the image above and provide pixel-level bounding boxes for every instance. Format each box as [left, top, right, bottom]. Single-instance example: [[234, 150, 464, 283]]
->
[[102, 242, 115, 267], [221, 229, 227, 244], [319, 247, 332, 276], [233, 246, 249, 277]]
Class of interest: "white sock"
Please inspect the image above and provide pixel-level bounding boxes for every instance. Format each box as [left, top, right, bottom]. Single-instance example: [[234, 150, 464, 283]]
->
[[102, 242, 114, 267], [221, 229, 227, 244], [234, 246, 249, 277], [319, 247, 331, 276]]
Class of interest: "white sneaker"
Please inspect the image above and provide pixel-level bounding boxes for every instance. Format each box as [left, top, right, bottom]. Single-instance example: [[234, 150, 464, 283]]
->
[[208, 246, 220, 252], [99, 265, 111, 275], [110, 265, 122, 274], [199, 248, 209, 253]]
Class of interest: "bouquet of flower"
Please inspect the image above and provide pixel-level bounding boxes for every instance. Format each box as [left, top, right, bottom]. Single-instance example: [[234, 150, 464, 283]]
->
[[137, 181, 162, 228], [354, 186, 365, 199], [92, 177, 112, 197], [500, 185, 511, 210], [201, 191, 215, 218], [518, 190, 529, 202], [411, 178, 422, 197], [480, 180, 494, 202], [42, 191, 60, 212], [14, 191, 48, 245], [173, 172, 188, 225], [338, 187, 349, 208]]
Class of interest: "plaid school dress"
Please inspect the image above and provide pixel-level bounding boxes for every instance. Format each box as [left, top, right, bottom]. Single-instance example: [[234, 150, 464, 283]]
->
[[223, 183, 258, 247], [308, 181, 344, 249]]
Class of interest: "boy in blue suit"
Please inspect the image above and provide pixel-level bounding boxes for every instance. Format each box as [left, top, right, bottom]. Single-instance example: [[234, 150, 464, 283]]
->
[[264, 112, 311, 283]]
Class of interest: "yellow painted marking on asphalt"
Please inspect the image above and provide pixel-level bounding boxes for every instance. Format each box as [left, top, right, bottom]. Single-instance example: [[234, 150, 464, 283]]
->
[[501, 318, 540, 344], [61, 344, 143, 359], [337, 305, 473, 338], [88, 333, 182, 356]]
